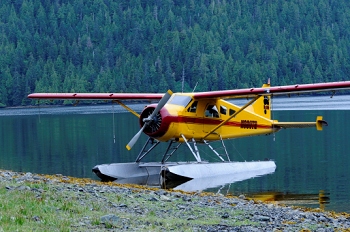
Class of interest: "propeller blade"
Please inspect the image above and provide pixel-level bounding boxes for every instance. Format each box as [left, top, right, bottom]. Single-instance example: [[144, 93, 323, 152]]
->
[[126, 90, 173, 150], [126, 124, 147, 150], [147, 89, 173, 120]]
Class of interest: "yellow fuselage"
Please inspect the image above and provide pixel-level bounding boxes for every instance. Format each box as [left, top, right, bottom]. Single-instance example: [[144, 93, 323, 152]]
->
[[145, 94, 277, 143]]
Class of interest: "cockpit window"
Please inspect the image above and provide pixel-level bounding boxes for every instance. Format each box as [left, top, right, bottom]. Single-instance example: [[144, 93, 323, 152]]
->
[[187, 101, 198, 113], [220, 105, 227, 115], [205, 105, 219, 118], [168, 95, 192, 107]]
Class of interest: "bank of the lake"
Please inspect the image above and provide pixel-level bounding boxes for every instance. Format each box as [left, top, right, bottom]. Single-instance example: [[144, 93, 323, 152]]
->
[[0, 170, 349, 231]]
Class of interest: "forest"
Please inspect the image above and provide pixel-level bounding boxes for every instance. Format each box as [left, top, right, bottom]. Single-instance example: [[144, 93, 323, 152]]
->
[[1, 0, 350, 106]]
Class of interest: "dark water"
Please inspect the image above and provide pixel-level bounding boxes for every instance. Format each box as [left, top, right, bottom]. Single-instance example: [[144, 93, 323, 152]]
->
[[1, 96, 350, 213]]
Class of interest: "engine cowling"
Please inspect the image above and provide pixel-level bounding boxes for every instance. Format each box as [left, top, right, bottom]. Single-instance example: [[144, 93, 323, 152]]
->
[[139, 104, 171, 138]]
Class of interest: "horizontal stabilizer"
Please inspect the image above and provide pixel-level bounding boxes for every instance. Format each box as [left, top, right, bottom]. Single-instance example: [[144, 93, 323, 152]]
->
[[273, 116, 327, 131]]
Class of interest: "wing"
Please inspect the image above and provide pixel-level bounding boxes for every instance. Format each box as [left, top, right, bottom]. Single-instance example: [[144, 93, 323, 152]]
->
[[28, 93, 164, 100], [28, 81, 350, 101], [192, 81, 350, 99]]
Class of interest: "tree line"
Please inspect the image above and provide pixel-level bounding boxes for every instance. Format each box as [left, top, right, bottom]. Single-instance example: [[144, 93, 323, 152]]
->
[[1, 0, 350, 106]]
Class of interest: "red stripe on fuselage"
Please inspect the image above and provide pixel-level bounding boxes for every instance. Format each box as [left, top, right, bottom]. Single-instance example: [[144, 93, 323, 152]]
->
[[144, 108, 272, 138], [164, 115, 272, 129]]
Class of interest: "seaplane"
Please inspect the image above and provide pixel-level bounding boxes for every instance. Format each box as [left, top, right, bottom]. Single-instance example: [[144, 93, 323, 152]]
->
[[28, 80, 350, 184]]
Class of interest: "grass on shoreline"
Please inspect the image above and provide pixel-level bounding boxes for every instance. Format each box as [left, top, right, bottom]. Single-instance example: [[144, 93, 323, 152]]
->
[[0, 182, 69, 231], [0, 179, 260, 231], [1, 172, 350, 231]]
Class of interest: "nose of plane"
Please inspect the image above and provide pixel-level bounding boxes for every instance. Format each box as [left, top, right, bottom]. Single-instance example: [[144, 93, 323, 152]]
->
[[139, 105, 171, 138]]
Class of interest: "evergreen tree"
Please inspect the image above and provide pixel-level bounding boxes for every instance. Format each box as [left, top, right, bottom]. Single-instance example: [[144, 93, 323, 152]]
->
[[0, 0, 350, 106]]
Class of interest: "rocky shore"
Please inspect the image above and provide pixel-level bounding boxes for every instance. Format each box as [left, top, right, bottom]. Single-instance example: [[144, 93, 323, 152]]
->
[[1, 170, 350, 231]]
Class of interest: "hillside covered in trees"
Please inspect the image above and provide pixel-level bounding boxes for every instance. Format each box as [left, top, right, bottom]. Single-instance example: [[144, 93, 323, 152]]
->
[[1, 0, 350, 106]]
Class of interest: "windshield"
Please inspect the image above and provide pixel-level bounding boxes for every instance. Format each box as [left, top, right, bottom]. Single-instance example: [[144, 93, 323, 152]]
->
[[168, 95, 192, 107]]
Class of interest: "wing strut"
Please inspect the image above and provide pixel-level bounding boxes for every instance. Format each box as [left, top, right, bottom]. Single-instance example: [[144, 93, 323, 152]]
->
[[113, 100, 140, 118], [202, 95, 262, 140]]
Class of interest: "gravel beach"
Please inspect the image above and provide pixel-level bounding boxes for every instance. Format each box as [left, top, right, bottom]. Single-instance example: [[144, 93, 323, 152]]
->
[[1, 170, 350, 231]]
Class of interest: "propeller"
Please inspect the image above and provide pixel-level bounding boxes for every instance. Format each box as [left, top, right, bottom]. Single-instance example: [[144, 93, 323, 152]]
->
[[126, 90, 173, 150]]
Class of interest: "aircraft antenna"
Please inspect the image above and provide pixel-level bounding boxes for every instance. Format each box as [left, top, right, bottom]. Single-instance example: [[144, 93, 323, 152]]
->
[[192, 82, 198, 92], [181, 65, 185, 93]]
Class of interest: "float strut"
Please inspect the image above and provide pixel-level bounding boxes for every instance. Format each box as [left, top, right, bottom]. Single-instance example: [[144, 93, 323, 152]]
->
[[135, 137, 160, 162], [181, 134, 202, 162]]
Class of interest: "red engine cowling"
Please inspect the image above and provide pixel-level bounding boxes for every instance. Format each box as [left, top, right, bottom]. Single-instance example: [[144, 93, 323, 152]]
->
[[139, 104, 171, 138]]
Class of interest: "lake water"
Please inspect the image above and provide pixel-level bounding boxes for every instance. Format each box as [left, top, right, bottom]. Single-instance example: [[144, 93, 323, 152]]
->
[[1, 95, 350, 213]]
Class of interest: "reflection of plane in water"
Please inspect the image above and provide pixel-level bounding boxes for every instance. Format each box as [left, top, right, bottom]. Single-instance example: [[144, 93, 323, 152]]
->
[[162, 166, 276, 191], [114, 174, 161, 187], [114, 173, 330, 211], [250, 190, 330, 210], [113, 166, 276, 192]]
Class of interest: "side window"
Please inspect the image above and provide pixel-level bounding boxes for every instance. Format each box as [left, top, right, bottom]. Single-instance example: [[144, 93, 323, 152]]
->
[[187, 101, 198, 113], [220, 105, 227, 115], [229, 109, 236, 116], [205, 105, 219, 118]]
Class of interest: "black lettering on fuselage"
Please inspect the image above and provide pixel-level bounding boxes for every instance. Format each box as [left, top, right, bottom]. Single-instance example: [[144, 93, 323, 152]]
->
[[240, 120, 257, 129]]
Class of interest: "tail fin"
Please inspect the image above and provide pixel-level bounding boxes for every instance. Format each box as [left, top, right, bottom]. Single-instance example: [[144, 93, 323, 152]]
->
[[252, 79, 271, 119]]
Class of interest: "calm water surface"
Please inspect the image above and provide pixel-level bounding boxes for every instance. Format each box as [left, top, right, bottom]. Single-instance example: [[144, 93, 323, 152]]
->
[[1, 95, 350, 213]]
